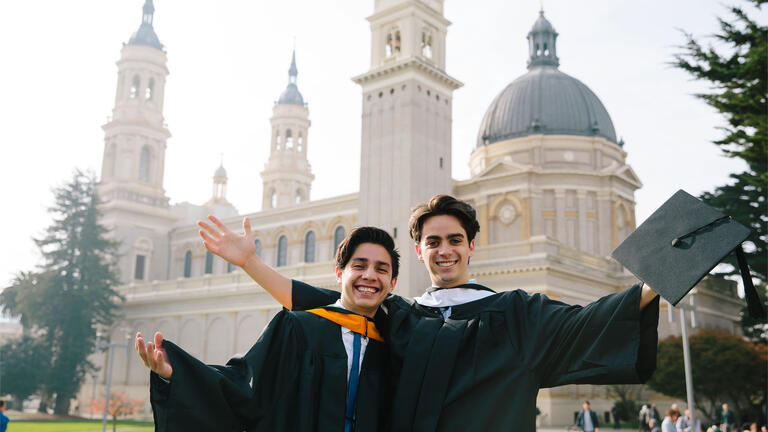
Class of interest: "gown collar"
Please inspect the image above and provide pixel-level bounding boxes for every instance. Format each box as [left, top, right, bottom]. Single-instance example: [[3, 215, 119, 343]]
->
[[414, 282, 497, 308]]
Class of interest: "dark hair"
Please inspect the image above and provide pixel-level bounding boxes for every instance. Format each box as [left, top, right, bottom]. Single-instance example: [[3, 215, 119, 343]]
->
[[583, 400, 590, 405], [335, 226, 400, 279], [0, 400, 5, 408], [666, 408, 679, 418], [409, 194, 480, 242]]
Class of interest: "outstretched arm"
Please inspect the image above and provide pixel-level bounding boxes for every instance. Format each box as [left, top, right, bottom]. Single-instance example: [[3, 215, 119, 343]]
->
[[136, 331, 173, 379], [198, 215, 292, 309], [639, 283, 659, 311]]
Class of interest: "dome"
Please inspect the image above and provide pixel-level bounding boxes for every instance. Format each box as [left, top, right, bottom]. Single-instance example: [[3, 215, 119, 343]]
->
[[127, 1, 163, 50], [276, 50, 305, 106], [477, 67, 617, 147], [277, 83, 305, 106], [476, 11, 617, 148], [214, 164, 227, 177]]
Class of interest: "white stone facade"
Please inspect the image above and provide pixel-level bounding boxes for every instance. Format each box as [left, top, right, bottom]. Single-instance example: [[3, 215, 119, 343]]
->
[[79, 0, 745, 425]]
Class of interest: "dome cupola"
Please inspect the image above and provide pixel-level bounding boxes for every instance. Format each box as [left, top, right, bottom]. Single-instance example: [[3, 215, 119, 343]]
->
[[276, 50, 305, 106], [476, 11, 617, 148], [127, 0, 164, 50]]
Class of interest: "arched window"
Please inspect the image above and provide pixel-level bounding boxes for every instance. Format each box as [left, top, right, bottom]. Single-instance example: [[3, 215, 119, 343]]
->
[[276, 133, 282, 150], [277, 235, 288, 267], [139, 145, 150, 181], [297, 133, 304, 152], [304, 231, 316, 263], [333, 226, 346, 253], [286, 129, 293, 149], [227, 262, 234, 273], [130, 75, 140, 99], [254, 239, 262, 257], [145, 78, 154, 100], [271, 191, 278, 209], [385, 28, 401, 57], [295, 189, 303, 204], [421, 29, 433, 58], [183, 250, 192, 278], [205, 251, 214, 274]]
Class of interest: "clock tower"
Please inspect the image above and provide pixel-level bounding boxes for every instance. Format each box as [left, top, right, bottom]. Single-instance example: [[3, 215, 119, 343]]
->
[[354, 0, 462, 297], [98, 0, 174, 284]]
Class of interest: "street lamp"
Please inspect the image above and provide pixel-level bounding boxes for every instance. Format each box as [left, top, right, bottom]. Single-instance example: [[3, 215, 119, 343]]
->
[[95, 324, 131, 432], [669, 294, 697, 431]]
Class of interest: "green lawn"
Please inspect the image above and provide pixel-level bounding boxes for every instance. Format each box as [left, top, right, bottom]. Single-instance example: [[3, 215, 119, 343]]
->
[[8, 419, 154, 432]]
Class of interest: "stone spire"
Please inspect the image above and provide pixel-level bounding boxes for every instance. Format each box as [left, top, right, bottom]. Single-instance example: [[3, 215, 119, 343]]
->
[[277, 50, 304, 106], [128, 0, 164, 50], [527, 10, 559, 69]]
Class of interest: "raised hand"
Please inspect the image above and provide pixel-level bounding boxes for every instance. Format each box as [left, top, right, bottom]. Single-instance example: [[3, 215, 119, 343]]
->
[[136, 331, 173, 380], [198, 216, 256, 268]]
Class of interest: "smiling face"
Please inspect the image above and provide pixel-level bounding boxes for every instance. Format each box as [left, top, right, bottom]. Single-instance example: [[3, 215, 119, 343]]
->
[[335, 242, 397, 317], [415, 214, 475, 288]]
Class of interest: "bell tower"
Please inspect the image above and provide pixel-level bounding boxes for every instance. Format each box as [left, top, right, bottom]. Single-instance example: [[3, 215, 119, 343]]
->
[[98, 0, 174, 283], [354, 0, 462, 297], [261, 50, 314, 210]]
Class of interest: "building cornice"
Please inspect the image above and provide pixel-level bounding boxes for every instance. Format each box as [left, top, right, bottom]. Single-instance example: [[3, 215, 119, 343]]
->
[[352, 56, 463, 90]]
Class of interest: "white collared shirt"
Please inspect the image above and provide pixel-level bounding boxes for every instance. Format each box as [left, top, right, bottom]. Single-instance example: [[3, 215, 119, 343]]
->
[[413, 280, 496, 320], [332, 300, 369, 379]]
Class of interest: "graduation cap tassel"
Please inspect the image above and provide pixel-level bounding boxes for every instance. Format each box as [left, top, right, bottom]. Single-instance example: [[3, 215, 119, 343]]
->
[[735, 244, 767, 319]]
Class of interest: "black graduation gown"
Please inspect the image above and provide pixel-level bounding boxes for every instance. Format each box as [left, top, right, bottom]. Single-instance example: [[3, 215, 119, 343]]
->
[[149, 309, 392, 432], [292, 281, 659, 432]]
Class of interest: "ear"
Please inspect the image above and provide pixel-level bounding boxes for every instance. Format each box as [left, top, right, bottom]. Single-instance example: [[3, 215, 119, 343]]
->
[[388, 277, 397, 293], [468, 238, 475, 257], [414, 242, 424, 262], [334, 266, 343, 284]]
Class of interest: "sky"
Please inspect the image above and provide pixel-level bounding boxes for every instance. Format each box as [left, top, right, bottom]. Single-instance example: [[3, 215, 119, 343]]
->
[[0, 0, 762, 289]]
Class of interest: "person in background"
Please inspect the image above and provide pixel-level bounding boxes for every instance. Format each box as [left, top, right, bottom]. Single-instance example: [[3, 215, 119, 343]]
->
[[577, 401, 600, 432], [640, 405, 652, 432], [0, 400, 8, 432], [649, 419, 661, 432], [611, 405, 621, 429], [721, 404, 736, 432], [652, 404, 662, 426], [677, 408, 692, 432], [661, 408, 680, 432]]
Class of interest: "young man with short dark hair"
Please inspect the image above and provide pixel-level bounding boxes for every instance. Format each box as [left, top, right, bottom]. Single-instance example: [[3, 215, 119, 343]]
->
[[578, 401, 600, 432], [212, 195, 660, 431], [137, 224, 399, 431]]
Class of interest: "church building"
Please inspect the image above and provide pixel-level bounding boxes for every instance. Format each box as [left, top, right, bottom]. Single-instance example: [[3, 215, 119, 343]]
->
[[84, 0, 744, 425]]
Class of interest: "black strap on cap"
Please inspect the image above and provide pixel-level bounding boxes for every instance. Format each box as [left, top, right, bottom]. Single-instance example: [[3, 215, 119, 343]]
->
[[736, 244, 766, 319]]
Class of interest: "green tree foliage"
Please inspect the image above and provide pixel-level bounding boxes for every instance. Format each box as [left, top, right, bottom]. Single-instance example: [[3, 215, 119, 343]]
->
[[0, 335, 50, 409], [672, 0, 767, 337], [0, 170, 122, 415], [648, 329, 767, 423]]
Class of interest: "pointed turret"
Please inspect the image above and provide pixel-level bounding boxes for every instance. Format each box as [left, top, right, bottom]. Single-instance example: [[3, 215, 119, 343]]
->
[[128, 0, 164, 50], [527, 10, 559, 69], [277, 50, 304, 106]]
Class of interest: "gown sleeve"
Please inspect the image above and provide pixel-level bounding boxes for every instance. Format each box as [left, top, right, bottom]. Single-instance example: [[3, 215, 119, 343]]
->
[[149, 310, 305, 432], [291, 279, 340, 311], [516, 283, 659, 388]]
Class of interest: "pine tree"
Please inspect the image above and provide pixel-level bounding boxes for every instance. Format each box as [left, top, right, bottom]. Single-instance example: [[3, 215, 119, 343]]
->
[[672, 0, 767, 333], [1, 170, 122, 414]]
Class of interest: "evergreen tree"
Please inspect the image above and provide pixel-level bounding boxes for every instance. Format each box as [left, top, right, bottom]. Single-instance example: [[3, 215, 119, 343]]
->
[[1, 170, 122, 415], [672, 0, 767, 333], [0, 335, 50, 409], [648, 330, 767, 423]]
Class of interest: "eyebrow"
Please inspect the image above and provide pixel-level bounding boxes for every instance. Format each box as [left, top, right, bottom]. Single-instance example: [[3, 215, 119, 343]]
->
[[350, 257, 391, 268], [425, 233, 465, 241]]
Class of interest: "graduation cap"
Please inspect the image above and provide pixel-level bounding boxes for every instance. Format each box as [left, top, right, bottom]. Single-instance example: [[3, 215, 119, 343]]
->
[[611, 189, 766, 319]]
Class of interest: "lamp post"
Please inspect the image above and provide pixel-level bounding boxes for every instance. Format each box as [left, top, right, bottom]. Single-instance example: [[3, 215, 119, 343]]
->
[[669, 294, 697, 430], [96, 325, 131, 432]]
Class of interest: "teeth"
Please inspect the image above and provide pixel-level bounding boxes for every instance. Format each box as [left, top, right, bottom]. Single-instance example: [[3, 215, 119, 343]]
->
[[437, 260, 457, 267], [357, 286, 377, 293]]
